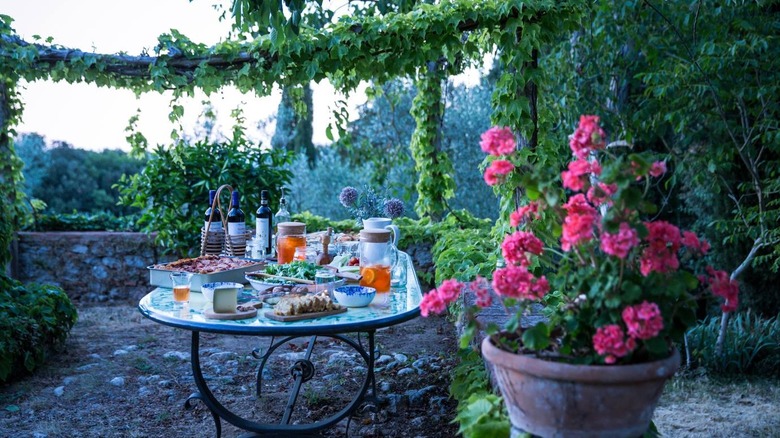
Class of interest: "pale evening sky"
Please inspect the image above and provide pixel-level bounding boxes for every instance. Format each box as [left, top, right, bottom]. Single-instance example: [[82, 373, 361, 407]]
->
[[2, 0, 483, 152], [1, 0, 365, 151]]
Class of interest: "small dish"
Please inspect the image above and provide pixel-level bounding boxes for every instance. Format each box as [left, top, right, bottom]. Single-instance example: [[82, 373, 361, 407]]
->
[[333, 285, 376, 308], [201, 282, 244, 303]]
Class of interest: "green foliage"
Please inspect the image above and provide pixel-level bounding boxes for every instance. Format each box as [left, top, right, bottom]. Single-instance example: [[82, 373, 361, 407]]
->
[[410, 65, 455, 221], [272, 84, 316, 167], [450, 349, 510, 438], [0, 273, 78, 382], [286, 150, 385, 221], [687, 312, 780, 377], [15, 134, 146, 215], [23, 211, 140, 232], [335, 80, 418, 188], [116, 110, 293, 257], [289, 211, 358, 235]]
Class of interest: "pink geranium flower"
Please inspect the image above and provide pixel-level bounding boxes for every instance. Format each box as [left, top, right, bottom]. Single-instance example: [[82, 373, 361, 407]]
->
[[593, 325, 636, 364], [480, 127, 516, 156], [420, 279, 463, 316], [649, 161, 667, 177], [703, 267, 739, 312], [562, 195, 597, 252], [600, 222, 640, 259], [484, 160, 515, 186], [492, 266, 549, 300], [639, 221, 682, 276], [587, 182, 617, 206], [681, 231, 711, 255], [561, 157, 601, 192], [510, 202, 540, 227], [622, 301, 664, 340], [569, 115, 606, 159], [501, 231, 544, 267], [470, 276, 492, 308]]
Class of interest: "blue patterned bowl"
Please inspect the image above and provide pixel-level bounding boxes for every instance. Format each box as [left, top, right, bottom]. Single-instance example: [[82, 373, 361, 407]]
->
[[333, 285, 376, 307]]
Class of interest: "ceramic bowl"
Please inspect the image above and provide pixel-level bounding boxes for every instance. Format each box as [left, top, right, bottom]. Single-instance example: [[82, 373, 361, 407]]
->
[[201, 282, 244, 302], [245, 272, 345, 293], [333, 285, 376, 308]]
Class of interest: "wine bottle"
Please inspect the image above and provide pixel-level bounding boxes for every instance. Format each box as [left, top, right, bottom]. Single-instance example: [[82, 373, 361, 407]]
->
[[204, 190, 222, 232], [227, 190, 246, 237], [256, 190, 272, 255]]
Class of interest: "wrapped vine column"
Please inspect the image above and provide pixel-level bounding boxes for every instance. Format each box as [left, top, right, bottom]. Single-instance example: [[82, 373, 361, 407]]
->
[[0, 78, 24, 270], [410, 61, 455, 222]]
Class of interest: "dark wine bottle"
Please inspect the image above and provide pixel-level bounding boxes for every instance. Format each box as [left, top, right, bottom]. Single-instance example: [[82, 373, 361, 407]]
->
[[204, 190, 222, 232], [255, 190, 273, 255], [227, 190, 246, 237]]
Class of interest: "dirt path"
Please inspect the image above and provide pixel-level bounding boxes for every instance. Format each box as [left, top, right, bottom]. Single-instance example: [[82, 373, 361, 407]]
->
[[0, 305, 459, 437]]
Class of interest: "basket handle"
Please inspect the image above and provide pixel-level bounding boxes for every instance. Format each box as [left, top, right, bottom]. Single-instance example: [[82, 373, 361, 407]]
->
[[200, 184, 234, 256]]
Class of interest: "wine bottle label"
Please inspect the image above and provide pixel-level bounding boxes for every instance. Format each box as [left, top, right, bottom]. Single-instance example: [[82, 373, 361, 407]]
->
[[206, 221, 223, 232], [228, 222, 245, 236], [257, 218, 270, 247]]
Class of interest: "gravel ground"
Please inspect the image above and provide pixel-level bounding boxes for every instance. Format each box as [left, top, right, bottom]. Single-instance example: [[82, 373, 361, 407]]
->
[[0, 305, 459, 438]]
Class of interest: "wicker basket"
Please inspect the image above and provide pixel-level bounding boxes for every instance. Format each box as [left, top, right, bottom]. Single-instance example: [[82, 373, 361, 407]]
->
[[200, 184, 251, 257]]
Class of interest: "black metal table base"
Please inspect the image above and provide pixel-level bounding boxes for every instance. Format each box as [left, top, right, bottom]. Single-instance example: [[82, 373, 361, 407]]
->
[[184, 330, 377, 437]]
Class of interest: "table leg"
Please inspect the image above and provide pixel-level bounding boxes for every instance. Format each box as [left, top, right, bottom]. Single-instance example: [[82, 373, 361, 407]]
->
[[184, 331, 380, 436], [184, 331, 223, 437]]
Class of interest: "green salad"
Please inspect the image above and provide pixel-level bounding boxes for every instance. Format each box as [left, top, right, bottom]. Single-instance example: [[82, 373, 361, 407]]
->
[[263, 261, 320, 282]]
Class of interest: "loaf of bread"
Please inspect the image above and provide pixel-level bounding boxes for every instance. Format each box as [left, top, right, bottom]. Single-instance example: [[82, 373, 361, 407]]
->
[[274, 293, 341, 316]]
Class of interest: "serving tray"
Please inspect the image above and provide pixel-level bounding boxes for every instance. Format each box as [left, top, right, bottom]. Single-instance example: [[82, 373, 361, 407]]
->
[[148, 257, 263, 292], [264, 307, 347, 322]]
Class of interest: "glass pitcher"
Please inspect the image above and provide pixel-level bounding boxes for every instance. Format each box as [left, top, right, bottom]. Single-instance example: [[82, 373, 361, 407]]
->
[[358, 229, 398, 294]]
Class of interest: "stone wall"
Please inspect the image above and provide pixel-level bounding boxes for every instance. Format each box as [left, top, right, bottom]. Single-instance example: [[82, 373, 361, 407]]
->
[[13, 232, 162, 304], [12, 232, 435, 305]]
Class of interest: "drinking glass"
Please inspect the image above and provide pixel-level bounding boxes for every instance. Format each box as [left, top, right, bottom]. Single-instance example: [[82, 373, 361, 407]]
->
[[170, 271, 192, 307], [391, 251, 408, 289], [315, 269, 336, 300]]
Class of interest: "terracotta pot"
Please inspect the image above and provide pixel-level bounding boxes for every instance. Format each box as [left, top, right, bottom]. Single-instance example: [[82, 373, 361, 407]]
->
[[481, 336, 680, 438]]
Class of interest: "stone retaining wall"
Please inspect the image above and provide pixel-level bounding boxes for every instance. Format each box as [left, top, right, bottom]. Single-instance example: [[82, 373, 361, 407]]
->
[[12, 232, 435, 305], [13, 232, 162, 304]]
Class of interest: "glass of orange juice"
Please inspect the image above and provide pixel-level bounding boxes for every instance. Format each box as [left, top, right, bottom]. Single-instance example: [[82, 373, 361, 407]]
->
[[170, 271, 192, 307]]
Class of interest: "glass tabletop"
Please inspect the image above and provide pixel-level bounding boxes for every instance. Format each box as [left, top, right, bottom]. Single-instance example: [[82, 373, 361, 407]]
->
[[138, 258, 423, 336]]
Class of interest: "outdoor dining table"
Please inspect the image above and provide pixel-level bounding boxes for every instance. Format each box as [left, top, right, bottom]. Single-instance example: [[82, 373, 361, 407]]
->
[[137, 255, 423, 437]]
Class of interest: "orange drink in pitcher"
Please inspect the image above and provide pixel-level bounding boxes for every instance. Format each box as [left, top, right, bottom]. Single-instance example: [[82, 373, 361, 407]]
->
[[360, 264, 392, 293]]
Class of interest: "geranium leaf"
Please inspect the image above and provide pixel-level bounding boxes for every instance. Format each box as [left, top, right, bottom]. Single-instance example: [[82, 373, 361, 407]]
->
[[521, 322, 550, 351]]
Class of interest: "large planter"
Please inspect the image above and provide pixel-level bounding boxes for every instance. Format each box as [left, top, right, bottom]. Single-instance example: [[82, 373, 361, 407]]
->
[[481, 336, 680, 438]]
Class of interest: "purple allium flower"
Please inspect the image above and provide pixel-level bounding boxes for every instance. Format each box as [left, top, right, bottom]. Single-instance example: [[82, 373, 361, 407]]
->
[[383, 198, 405, 219], [339, 186, 359, 207]]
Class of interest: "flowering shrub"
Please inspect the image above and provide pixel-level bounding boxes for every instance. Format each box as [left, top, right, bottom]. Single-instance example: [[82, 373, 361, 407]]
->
[[338, 185, 404, 225], [421, 116, 740, 365]]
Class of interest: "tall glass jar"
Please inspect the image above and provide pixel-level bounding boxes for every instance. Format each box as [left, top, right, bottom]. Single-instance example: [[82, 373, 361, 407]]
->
[[276, 221, 306, 264], [358, 229, 397, 293]]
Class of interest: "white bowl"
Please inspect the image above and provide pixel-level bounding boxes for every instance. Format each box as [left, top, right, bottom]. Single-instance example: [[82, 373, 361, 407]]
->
[[245, 272, 345, 293], [333, 285, 376, 308], [201, 282, 244, 302]]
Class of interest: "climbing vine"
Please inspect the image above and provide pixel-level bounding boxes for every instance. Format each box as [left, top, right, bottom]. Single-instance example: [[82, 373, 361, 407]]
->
[[410, 61, 454, 220]]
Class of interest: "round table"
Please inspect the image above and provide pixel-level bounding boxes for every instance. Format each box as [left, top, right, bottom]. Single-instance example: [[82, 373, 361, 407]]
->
[[138, 261, 422, 437]]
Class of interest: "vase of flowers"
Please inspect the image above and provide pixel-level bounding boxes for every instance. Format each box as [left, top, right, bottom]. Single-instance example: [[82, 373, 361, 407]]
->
[[338, 185, 405, 226], [421, 117, 740, 437]]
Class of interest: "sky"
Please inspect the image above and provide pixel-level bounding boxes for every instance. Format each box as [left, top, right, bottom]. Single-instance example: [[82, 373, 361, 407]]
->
[[1, 0, 367, 151], [3, 0, 483, 152]]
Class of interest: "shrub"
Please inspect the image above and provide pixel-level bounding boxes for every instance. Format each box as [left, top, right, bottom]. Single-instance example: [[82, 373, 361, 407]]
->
[[687, 312, 780, 376], [23, 211, 140, 232], [0, 273, 78, 382], [117, 113, 293, 257]]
